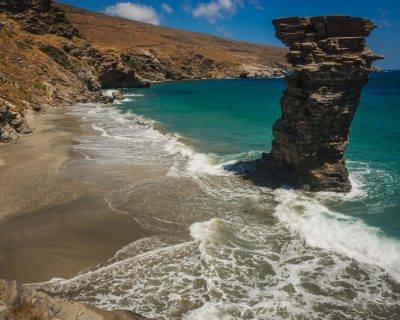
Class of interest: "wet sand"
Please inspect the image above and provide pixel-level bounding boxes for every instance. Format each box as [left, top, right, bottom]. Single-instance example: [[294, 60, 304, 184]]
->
[[0, 107, 148, 283]]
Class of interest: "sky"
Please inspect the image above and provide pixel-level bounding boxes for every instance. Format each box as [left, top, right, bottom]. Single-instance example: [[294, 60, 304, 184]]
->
[[60, 0, 400, 69]]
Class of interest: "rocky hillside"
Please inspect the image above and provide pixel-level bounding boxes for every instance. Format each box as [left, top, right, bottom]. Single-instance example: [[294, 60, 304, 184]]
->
[[0, 0, 289, 143], [0, 0, 147, 142], [59, 4, 290, 81]]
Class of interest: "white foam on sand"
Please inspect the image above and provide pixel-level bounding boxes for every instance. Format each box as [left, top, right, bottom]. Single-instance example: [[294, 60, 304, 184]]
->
[[74, 103, 400, 283], [182, 303, 232, 320], [70, 103, 234, 180], [52, 102, 400, 320], [164, 136, 227, 176]]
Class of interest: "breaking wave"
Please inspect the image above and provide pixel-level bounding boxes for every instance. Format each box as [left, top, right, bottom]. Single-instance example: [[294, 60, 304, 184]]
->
[[43, 101, 400, 319]]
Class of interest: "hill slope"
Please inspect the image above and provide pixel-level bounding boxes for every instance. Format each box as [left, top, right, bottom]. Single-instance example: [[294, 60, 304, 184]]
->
[[1, 1, 289, 143], [59, 4, 289, 80], [0, 0, 147, 142]]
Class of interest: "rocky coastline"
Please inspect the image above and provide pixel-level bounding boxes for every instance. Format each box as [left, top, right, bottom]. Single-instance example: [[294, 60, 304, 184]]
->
[[1, 1, 387, 318], [59, 4, 290, 82], [0, 1, 156, 318], [249, 16, 383, 192], [0, 279, 154, 320], [0, 0, 149, 143], [0, 0, 290, 144]]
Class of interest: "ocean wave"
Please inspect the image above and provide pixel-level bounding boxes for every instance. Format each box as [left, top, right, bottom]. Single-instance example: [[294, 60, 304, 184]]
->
[[56, 102, 400, 319], [73, 103, 400, 279], [91, 123, 110, 137], [101, 89, 119, 98], [182, 303, 231, 320], [164, 136, 228, 176], [74, 103, 232, 176], [124, 93, 145, 97], [114, 98, 134, 105], [273, 188, 400, 282]]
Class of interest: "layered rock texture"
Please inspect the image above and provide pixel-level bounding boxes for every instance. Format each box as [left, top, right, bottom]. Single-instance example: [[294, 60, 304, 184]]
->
[[0, 279, 154, 320], [254, 16, 383, 192]]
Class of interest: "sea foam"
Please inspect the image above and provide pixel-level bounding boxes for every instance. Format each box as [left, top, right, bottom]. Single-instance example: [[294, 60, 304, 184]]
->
[[273, 184, 400, 282], [54, 101, 400, 320]]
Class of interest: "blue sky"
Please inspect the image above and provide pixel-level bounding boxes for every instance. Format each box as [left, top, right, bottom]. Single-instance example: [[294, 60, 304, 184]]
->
[[60, 0, 400, 69]]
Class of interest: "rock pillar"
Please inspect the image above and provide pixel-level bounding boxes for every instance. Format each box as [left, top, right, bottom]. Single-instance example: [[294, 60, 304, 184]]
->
[[259, 16, 383, 192]]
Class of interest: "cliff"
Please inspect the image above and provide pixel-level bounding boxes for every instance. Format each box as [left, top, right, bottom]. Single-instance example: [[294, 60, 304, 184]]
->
[[0, 1, 290, 143], [251, 16, 383, 192], [59, 4, 290, 81], [0, 0, 148, 142]]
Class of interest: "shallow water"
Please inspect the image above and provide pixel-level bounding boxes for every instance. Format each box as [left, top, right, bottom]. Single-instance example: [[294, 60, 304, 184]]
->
[[40, 73, 400, 319]]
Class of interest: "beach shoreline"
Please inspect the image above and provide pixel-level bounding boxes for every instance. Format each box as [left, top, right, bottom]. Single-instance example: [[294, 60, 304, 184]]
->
[[0, 106, 149, 284], [0, 79, 399, 319]]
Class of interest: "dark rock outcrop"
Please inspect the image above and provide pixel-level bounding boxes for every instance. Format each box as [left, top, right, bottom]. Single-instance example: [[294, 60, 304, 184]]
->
[[98, 52, 150, 89], [0, 279, 155, 320], [112, 90, 125, 101], [0, 0, 152, 143], [251, 16, 383, 192], [0, 0, 80, 38]]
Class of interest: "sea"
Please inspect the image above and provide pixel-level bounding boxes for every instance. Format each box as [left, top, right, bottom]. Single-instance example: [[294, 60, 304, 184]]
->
[[40, 71, 400, 319]]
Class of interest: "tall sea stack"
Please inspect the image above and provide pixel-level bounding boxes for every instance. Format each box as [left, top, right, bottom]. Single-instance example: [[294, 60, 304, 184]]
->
[[255, 16, 383, 192]]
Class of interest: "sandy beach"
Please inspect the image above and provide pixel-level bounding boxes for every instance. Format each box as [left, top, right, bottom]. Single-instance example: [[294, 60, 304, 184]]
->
[[0, 107, 148, 283]]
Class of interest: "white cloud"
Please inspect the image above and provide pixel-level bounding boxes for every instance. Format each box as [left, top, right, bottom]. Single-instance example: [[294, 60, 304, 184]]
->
[[104, 2, 160, 25], [248, 0, 264, 10], [161, 2, 174, 14], [192, 0, 241, 23], [216, 25, 233, 37], [376, 8, 392, 28], [378, 8, 388, 18]]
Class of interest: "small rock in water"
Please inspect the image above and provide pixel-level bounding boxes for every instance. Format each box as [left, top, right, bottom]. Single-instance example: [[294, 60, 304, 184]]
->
[[112, 91, 125, 100]]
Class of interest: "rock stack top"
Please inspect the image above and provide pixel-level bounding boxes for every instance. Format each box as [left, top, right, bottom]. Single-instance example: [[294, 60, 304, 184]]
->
[[273, 16, 383, 72], [250, 16, 383, 192], [273, 16, 376, 44]]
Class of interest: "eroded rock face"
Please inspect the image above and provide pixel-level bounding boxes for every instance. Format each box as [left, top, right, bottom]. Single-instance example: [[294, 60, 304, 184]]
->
[[0, 0, 80, 38], [0, 98, 32, 143], [0, 0, 152, 143], [98, 52, 150, 89], [255, 16, 383, 192]]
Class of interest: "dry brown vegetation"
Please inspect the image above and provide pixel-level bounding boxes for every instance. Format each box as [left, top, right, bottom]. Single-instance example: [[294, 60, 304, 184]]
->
[[0, 14, 100, 112], [0, 1, 289, 142], [59, 4, 289, 80]]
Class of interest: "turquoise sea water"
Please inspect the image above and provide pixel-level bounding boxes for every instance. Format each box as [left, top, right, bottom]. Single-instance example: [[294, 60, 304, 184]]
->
[[44, 72, 400, 319], [120, 72, 400, 240]]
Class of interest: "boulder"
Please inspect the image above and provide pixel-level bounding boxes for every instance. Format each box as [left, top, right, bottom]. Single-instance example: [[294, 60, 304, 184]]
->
[[0, 98, 32, 143], [0, 279, 156, 320], [112, 90, 124, 100]]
